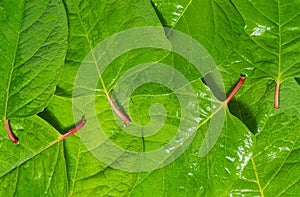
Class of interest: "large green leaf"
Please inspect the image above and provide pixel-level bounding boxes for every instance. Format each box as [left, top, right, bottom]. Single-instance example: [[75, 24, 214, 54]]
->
[[0, 0, 299, 196], [152, 0, 244, 65], [153, 0, 300, 108], [152, 0, 300, 196], [230, 0, 300, 81], [223, 0, 300, 112], [151, 0, 245, 101], [228, 78, 300, 196], [222, 0, 300, 132], [56, 0, 166, 96], [0, 0, 67, 118], [40, 95, 140, 196], [0, 116, 67, 196], [42, 76, 255, 196], [125, 79, 255, 196]]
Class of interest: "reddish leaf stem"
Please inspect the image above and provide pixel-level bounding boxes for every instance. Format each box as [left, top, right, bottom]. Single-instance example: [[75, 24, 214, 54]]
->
[[105, 90, 131, 125], [225, 76, 246, 104], [274, 81, 280, 109], [4, 119, 18, 144], [60, 118, 86, 140]]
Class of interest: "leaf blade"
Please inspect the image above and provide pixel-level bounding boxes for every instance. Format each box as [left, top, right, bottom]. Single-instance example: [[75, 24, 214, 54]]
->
[[0, 0, 68, 118]]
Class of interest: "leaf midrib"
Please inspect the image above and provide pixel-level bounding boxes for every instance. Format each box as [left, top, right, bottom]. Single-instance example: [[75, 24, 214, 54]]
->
[[277, 0, 282, 83], [0, 135, 61, 178], [3, 2, 25, 119], [71, 0, 107, 92], [251, 157, 264, 197], [171, 0, 193, 29], [69, 138, 82, 196]]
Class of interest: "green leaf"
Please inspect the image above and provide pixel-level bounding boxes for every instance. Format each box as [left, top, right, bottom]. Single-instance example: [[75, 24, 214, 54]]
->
[[228, 79, 300, 196], [152, 0, 300, 195], [0, 0, 68, 118], [1, 0, 299, 196], [213, 0, 300, 130], [56, 0, 165, 96], [227, 0, 300, 110], [41, 95, 140, 196], [212, 1, 300, 195], [214, 0, 300, 110], [127, 80, 255, 196], [151, 0, 245, 101], [152, 0, 244, 64], [230, 0, 300, 80], [44, 75, 255, 196], [0, 116, 67, 196]]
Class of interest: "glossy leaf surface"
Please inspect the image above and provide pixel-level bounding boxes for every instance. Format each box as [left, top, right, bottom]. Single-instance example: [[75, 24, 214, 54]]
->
[[0, 0, 299, 196]]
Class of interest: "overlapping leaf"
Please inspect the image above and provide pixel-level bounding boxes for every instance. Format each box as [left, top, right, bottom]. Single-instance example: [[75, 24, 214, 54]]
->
[[43, 76, 255, 196], [230, 0, 300, 81], [228, 78, 300, 196], [0, 0, 299, 196], [126, 79, 255, 196], [0, 0, 67, 118], [41, 95, 139, 196], [56, 0, 166, 96], [152, 0, 244, 65], [0, 116, 67, 196], [152, 0, 300, 195], [223, 0, 300, 129], [221, 0, 300, 113], [0, 1, 68, 194]]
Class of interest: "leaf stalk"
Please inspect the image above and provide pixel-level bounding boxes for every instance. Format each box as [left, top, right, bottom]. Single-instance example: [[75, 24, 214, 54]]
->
[[225, 75, 246, 104], [4, 119, 18, 144], [274, 81, 280, 109], [105, 90, 131, 125], [59, 117, 86, 140]]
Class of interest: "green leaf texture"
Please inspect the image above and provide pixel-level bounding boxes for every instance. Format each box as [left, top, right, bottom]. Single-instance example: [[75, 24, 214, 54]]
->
[[56, 0, 165, 96], [228, 79, 300, 196], [0, 0, 299, 196], [0, 0, 67, 118], [151, 0, 300, 195], [0, 116, 67, 196], [230, 0, 300, 81]]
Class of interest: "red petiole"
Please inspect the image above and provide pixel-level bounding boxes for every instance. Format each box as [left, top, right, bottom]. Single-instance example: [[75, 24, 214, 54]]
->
[[274, 81, 280, 109], [59, 117, 86, 140], [105, 90, 131, 125], [4, 118, 18, 144], [224, 75, 246, 104]]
